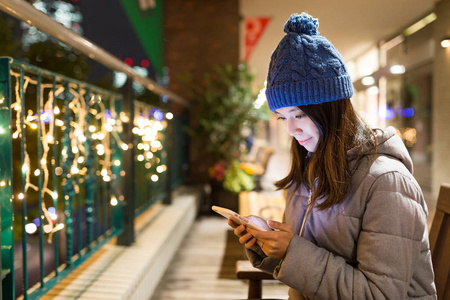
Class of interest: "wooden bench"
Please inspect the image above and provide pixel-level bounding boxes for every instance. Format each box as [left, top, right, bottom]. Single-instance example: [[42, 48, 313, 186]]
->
[[429, 183, 450, 299], [236, 260, 275, 299], [236, 190, 286, 299], [239, 191, 285, 222]]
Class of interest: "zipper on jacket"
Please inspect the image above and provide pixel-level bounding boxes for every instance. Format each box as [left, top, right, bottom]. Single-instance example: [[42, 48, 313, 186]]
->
[[299, 189, 312, 237]]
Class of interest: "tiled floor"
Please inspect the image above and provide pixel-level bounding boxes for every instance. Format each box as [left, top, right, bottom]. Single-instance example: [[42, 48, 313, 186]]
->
[[150, 216, 289, 300]]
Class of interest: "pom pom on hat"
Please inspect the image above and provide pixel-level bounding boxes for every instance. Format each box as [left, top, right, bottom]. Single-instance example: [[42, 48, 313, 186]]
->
[[284, 13, 319, 36], [266, 12, 353, 112]]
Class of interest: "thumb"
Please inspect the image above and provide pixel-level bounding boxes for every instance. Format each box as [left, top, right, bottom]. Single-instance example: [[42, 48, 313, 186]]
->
[[267, 220, 291, 232]]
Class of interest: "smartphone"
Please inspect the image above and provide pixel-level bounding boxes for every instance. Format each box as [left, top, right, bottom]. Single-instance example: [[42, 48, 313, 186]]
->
[[211, 205, 269, 231]]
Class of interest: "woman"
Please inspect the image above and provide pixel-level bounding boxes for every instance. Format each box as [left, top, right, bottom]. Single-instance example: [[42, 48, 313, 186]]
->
[[229, 13, 436, 299]]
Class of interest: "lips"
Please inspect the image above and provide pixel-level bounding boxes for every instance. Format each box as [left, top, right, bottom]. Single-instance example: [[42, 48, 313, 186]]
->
[[297, 137, 312, 146]]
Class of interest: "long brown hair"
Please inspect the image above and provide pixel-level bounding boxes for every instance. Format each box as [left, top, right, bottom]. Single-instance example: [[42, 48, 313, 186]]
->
[[275, 98, 376, 210]]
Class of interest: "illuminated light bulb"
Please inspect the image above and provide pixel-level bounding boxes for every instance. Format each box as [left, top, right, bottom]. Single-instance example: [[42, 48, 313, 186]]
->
[[113, 160, 121, 166], [137, 143, 144, 150], [71, 166, 80, 174], [151, 175, 159, 182], [101, 169, 108, 176], [166, 112, 173, 120], [137, 154, 144, 161], [52, 192, 58, 199], [41, 158, 47, 165], [145, 162, 151, 169], [155, 122, 163, 131], [78, 135, 86, 142], [121, 143, 129, 151], [30, 123, 38, 129], [78, 156, 84, 164], [97, 133, 105, 140], [0, 181, 6, 187], [92, 133, 98, 139], [18, 193, 25, 200], [46, 135, 54, 143], [104, 123, 113, 132], [56, 119, 64, 127], [144, 144, 150, 151], [54, 106, 60, 114], [96, 144, 104, 151], [34, 169, 40, 176], [55, 167, 63, 176], [25, 223, 37, 234], [103, 175, 111, 182], [107, 118, 116, 125], [0, 127, 5, 134], [146, 152, 153, 159], [72, 146, 79, 154], [120, 170, 126, 176], [132, 127, 139, 134], [156, 166, 164, 173], [110, 196, 118, 206], [27, 115, 35, 122], [151, 141, 161, 148], [12, 132, 19, 139], [97, 149, 105, 156], [43, 225, 52, 233], [89, 125, 96, 132], [22, 164, 29, 173], [55, 223, 64, 230], [74, 129, 82, 137], [120, 112, 129, 123]]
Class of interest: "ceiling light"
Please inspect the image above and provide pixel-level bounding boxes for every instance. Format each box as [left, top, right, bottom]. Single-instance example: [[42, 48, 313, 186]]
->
[[403, 13, 436, 36], [390, 65, 405, 75], [441, 37, 450, 48], [367, 86, 379, 95], [362, 76, 375, 86]]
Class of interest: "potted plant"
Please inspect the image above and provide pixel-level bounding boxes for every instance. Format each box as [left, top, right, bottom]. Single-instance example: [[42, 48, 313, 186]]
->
[[185, 63, 270, 209]]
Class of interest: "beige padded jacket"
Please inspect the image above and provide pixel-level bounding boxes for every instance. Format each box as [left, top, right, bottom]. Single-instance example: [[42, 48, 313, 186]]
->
[[246, 127, 437, 299]]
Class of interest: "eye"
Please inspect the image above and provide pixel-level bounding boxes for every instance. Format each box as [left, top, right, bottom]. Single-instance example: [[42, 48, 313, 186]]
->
[[296, 114, 306, 119], [276, 116, 286, 120]]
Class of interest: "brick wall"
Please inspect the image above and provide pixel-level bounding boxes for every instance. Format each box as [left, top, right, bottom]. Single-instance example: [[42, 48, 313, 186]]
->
[[164, 0, 239, 106], [164, 0, 240, 183]]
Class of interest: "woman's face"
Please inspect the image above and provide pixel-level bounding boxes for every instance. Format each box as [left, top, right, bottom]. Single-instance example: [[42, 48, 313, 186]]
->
[[275, 106, 320, 153]]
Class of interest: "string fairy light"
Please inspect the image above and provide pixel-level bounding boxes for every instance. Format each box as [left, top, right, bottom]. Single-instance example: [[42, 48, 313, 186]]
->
[[9, 68, 128, 242], [9, 66, 175, 243]]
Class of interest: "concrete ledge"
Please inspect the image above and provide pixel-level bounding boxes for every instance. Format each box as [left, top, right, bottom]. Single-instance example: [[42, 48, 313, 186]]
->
[[41, 186, 200, 300]]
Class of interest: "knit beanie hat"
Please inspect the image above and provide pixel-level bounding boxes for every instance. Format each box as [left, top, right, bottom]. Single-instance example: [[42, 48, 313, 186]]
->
[[266, 13, 354, 112]]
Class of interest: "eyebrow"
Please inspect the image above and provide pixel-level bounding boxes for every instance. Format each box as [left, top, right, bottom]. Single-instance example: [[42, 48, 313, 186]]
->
[[275, 108, 301, 114]]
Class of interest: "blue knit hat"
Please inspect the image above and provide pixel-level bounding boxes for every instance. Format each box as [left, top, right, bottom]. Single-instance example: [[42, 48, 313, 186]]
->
[[266, 13, 353, 112]]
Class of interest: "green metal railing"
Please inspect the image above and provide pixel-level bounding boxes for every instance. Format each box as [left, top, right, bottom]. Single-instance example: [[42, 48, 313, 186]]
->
[[0, 57, 188, 299]]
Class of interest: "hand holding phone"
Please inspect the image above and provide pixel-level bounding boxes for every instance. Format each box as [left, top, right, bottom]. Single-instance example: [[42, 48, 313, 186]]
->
[[211, 205, 270, 231]]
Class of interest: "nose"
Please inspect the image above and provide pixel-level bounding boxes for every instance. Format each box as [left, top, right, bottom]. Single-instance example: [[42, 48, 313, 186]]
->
[[285, 118, 301, 136]]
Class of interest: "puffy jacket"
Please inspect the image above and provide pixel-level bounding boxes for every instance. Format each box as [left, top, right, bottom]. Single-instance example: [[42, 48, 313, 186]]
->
[[246, 127, 437, 299]]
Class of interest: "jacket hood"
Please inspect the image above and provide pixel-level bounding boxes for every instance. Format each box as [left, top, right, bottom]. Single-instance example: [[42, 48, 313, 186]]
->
[[348, 126, 414, 174]]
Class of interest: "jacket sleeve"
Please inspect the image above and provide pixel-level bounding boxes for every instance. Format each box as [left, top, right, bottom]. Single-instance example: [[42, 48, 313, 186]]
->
[[270, 171, 431, 299]]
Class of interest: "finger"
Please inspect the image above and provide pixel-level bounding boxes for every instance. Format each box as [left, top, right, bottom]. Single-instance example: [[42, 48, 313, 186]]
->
[[244, 237, 258, 249], [239, 232, 253, 245], [233, 224, 247, 237], [228, 218, 240, 228], [267, 220, 292, 232]]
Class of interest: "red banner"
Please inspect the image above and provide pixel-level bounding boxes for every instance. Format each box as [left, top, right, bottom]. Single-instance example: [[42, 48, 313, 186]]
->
[[244, 17, 271, 62]]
